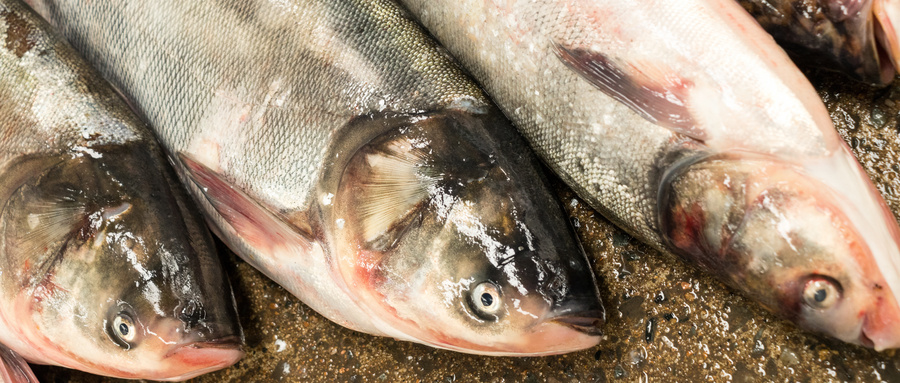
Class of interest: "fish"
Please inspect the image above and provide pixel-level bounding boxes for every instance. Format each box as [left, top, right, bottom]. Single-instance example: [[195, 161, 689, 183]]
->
[[0, 344, 36, 383], [25, 0, 606, 355], [399, 0, 900, 350], [737, 0, 900, 86], [0, 0, 244, 379]]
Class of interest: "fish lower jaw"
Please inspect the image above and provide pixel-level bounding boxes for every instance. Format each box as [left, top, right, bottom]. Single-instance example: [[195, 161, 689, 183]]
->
[[157, 339, 244, 381], [859, 328, 876, 350]]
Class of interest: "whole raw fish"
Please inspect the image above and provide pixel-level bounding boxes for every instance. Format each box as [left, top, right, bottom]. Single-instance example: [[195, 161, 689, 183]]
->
[[26, 0, 605, 355], [737, 0, 900, 85], [0, 0, 243, 379], [0, 344, 36, 383], [400, 0, 900, 349]]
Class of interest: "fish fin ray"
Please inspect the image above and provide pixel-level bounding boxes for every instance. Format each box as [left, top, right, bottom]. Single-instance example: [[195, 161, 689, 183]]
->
[[178, 153, 313, 253], [553, 43, 703, 140], [354, 143, 436, 249], [0, 343, 38, 383]]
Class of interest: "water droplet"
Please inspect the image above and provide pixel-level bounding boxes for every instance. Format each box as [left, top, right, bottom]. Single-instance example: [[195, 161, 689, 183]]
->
[[628, 347, 647, 364], [644, 318, 657, 343], [779, 349, 800, 366], [872, 107, 887, 128], [614, 364, 627, 378]]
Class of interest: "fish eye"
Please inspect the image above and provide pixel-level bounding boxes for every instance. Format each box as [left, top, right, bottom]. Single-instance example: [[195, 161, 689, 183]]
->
[[112, 313, 136, 344], [802, 276, 841, 310], [471, 282, 503, 319]]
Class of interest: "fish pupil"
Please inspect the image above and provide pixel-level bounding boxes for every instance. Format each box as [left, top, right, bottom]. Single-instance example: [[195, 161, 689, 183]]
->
[[481, 293, 493, 307], [814, 289, 827, 303], [119, 323, 129, 336]]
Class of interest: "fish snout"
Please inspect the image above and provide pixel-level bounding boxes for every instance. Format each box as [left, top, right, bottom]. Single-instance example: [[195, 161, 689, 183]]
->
[[549, 294, 606, 336], [162, 337, 244, 381], [861, 289, 900, 350], [552, 311, 605, 336]]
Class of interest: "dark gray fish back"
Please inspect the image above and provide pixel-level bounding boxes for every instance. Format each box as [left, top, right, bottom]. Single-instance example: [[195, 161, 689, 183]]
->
[[738, 0, 888, 85]]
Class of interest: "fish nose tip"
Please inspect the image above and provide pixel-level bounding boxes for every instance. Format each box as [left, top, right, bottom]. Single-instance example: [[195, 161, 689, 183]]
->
[[179, 300, 206, 326], [177, 299, 245, 342], [860, 295, 900, 350], [550, 293, 606, 336]]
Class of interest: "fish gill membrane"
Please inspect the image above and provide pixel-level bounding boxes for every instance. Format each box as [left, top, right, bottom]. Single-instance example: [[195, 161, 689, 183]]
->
[[738, 0, 900, 86], [23, 0, 605, 355], [399, 0, 900, 350], [0, 0, 243, 380]]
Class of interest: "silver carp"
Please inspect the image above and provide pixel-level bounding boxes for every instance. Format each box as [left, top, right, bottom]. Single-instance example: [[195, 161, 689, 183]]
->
[[26, 0, 605, 355], [737, 0, 900, 86], [0, 0, 243, 379], [400, 0, 900, 350]]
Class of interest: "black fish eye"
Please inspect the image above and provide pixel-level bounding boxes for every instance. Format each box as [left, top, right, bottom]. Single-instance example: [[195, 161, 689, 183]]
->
[[471, 282, 502, 319], [481, 292, 494, 307], [112, 312, 137, 345], [802, 276, 841, 310]]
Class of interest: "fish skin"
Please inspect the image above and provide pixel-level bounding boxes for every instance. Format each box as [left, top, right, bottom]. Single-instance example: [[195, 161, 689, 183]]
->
[[737, 0, 898, 86], [399, 0, 900, 349], [0, 0, 243, 380], [27, 0, 605, 355]]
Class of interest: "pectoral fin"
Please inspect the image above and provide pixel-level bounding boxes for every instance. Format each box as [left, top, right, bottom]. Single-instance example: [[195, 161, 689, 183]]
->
[[0, 344, 37, 383], [178, 153, 313, 254], [338, 128, 441, 251], [553, 43, 702, 141]]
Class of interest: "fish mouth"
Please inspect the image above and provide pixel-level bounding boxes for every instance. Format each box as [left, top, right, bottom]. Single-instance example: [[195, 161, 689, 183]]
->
[[859, 327, 876, 349], [552, 310, 605, 336], [160, 335, 244, 381], [165, 335, 244, 357]]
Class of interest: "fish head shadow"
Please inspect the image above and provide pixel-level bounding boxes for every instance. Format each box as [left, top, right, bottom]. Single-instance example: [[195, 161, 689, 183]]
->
[[322, 109, 604, 355], [0, 144, 242, 380]]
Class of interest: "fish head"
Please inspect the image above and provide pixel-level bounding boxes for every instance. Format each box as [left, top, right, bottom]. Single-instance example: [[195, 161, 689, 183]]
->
[[743, 0, 896, 85], [661, 151, 900, 350], [1, 145, 242, 380], [327, 110, 604, 355]]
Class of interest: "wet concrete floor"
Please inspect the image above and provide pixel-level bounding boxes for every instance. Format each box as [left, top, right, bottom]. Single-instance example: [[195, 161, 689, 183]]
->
[[32, 70, 900, 382]]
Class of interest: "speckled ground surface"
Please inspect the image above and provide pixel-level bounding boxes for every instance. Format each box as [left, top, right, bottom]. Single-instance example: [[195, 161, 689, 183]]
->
[[31, 70, 900, 382]]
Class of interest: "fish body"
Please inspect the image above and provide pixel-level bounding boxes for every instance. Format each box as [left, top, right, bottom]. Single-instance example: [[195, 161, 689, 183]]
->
[[0, 0, 243, 379], [400, 0, 900, 349], [27, 0, 605, 355], [737, 0, 900, 86]]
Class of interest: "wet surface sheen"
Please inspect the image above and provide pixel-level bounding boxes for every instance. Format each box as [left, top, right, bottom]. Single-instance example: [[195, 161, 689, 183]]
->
[[32, 72, 900, 383]]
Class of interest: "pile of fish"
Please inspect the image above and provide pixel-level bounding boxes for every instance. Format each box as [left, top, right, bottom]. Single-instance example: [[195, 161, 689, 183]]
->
[[0, 0, 898, 380]]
